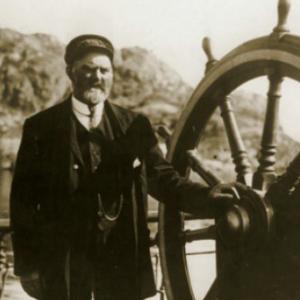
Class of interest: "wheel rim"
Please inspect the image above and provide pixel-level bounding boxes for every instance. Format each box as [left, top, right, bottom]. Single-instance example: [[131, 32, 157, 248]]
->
[[159, 34, 300, 300]]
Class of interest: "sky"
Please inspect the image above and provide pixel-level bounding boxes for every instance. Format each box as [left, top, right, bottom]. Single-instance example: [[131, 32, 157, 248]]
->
[[0, 0, 300, 140]]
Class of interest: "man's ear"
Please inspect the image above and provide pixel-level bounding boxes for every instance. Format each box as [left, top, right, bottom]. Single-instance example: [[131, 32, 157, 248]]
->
[[66, 65, 73, 79]]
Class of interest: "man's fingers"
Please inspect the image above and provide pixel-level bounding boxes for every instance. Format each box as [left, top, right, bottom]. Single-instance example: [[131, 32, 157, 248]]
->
[[209, 182, 250, 217], [234, 182, 249, 192], [210, 192, 234, 201], [210, 182, 249, 200]]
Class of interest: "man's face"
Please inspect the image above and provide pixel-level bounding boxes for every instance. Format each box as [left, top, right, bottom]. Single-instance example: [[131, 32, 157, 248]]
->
[[67, 51, 113, 106]]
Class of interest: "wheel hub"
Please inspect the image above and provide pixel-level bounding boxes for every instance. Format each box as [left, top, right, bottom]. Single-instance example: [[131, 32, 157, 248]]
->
[[217, 186, 274, 250]]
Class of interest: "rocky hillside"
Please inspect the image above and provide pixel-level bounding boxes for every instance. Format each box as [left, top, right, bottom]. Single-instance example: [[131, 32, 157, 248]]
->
[[0, 28, 298, 177], [0, 29, 68, 164], [112, 47, 191, 126], [0, 28, 192, 164]]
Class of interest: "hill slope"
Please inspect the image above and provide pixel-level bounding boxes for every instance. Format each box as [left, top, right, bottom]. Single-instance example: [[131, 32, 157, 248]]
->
[[0, 28, 298, 176]]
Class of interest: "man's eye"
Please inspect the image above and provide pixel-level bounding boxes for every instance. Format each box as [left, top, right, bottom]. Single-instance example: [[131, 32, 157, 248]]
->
[[81, 66, 93, 73], [80, 67, 93, 75], [101, 68, 110, 74], [83, 71, 93, 78]]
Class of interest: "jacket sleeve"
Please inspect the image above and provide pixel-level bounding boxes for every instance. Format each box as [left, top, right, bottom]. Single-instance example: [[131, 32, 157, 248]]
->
[[10, 119, 41, 276], [136, 115, 212, 216]]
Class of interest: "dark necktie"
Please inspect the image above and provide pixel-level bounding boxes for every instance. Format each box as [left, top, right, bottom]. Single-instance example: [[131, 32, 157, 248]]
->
[[88, 106, 101, 172], [88, 105, 98, 129]]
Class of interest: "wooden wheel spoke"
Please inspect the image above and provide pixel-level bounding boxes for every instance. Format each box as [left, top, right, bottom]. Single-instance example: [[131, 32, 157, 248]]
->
[[203, 278, 218, 300], [253, 73, 283, 190], [219, 97, 252, 185], [181, 225, 216, 243], [203, 252, 237, 300], [186, 150, 221, 186]]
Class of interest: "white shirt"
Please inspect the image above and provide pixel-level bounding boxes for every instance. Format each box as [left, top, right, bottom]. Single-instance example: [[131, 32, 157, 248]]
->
[[72, 96, 104, 130]]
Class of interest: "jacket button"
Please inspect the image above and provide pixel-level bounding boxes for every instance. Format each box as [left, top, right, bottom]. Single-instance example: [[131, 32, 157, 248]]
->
[[73, 164, 79, 170]]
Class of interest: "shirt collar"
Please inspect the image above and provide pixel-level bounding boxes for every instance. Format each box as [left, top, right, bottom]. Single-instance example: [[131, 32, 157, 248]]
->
[[71, 95, 105, 117]]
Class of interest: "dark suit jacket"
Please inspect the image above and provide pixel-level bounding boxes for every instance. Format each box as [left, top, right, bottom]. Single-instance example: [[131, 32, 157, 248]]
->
[[10, 98, 211, 298]]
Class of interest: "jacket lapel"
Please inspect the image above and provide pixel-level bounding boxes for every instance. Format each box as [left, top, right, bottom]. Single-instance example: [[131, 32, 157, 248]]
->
[[105, 101, 132, 139], [56, 97, 84, 166], [53, 98, 84, 196], [70, 117, 84, 167]]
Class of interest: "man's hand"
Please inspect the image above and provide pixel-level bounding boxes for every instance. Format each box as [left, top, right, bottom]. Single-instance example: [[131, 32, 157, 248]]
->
[[208, 182, 248, 213], [20, 271, 42, 299]]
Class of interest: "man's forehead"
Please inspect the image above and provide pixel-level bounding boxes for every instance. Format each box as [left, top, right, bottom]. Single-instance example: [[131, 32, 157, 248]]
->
[[73, 51, 113, 68]]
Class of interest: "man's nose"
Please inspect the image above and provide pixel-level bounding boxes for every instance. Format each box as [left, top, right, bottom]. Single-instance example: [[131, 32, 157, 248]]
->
[[93, 69, 103, 80]]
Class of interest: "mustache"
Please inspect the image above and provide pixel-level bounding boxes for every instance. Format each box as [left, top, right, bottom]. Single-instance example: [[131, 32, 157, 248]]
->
[[86, 82, 105, 90]]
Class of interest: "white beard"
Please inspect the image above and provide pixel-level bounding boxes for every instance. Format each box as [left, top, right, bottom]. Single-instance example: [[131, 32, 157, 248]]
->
[[82, 87, 108, 105]]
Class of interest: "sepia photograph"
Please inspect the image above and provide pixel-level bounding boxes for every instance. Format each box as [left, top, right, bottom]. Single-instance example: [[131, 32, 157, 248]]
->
[[0, 0, 300, 299]]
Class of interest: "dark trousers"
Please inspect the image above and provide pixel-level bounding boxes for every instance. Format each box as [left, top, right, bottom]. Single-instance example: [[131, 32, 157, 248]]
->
[[40, 236, 138, 300]]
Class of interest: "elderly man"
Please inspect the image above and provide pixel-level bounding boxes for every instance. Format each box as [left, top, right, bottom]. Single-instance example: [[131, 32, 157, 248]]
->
[[10, 34, 238, 300]]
